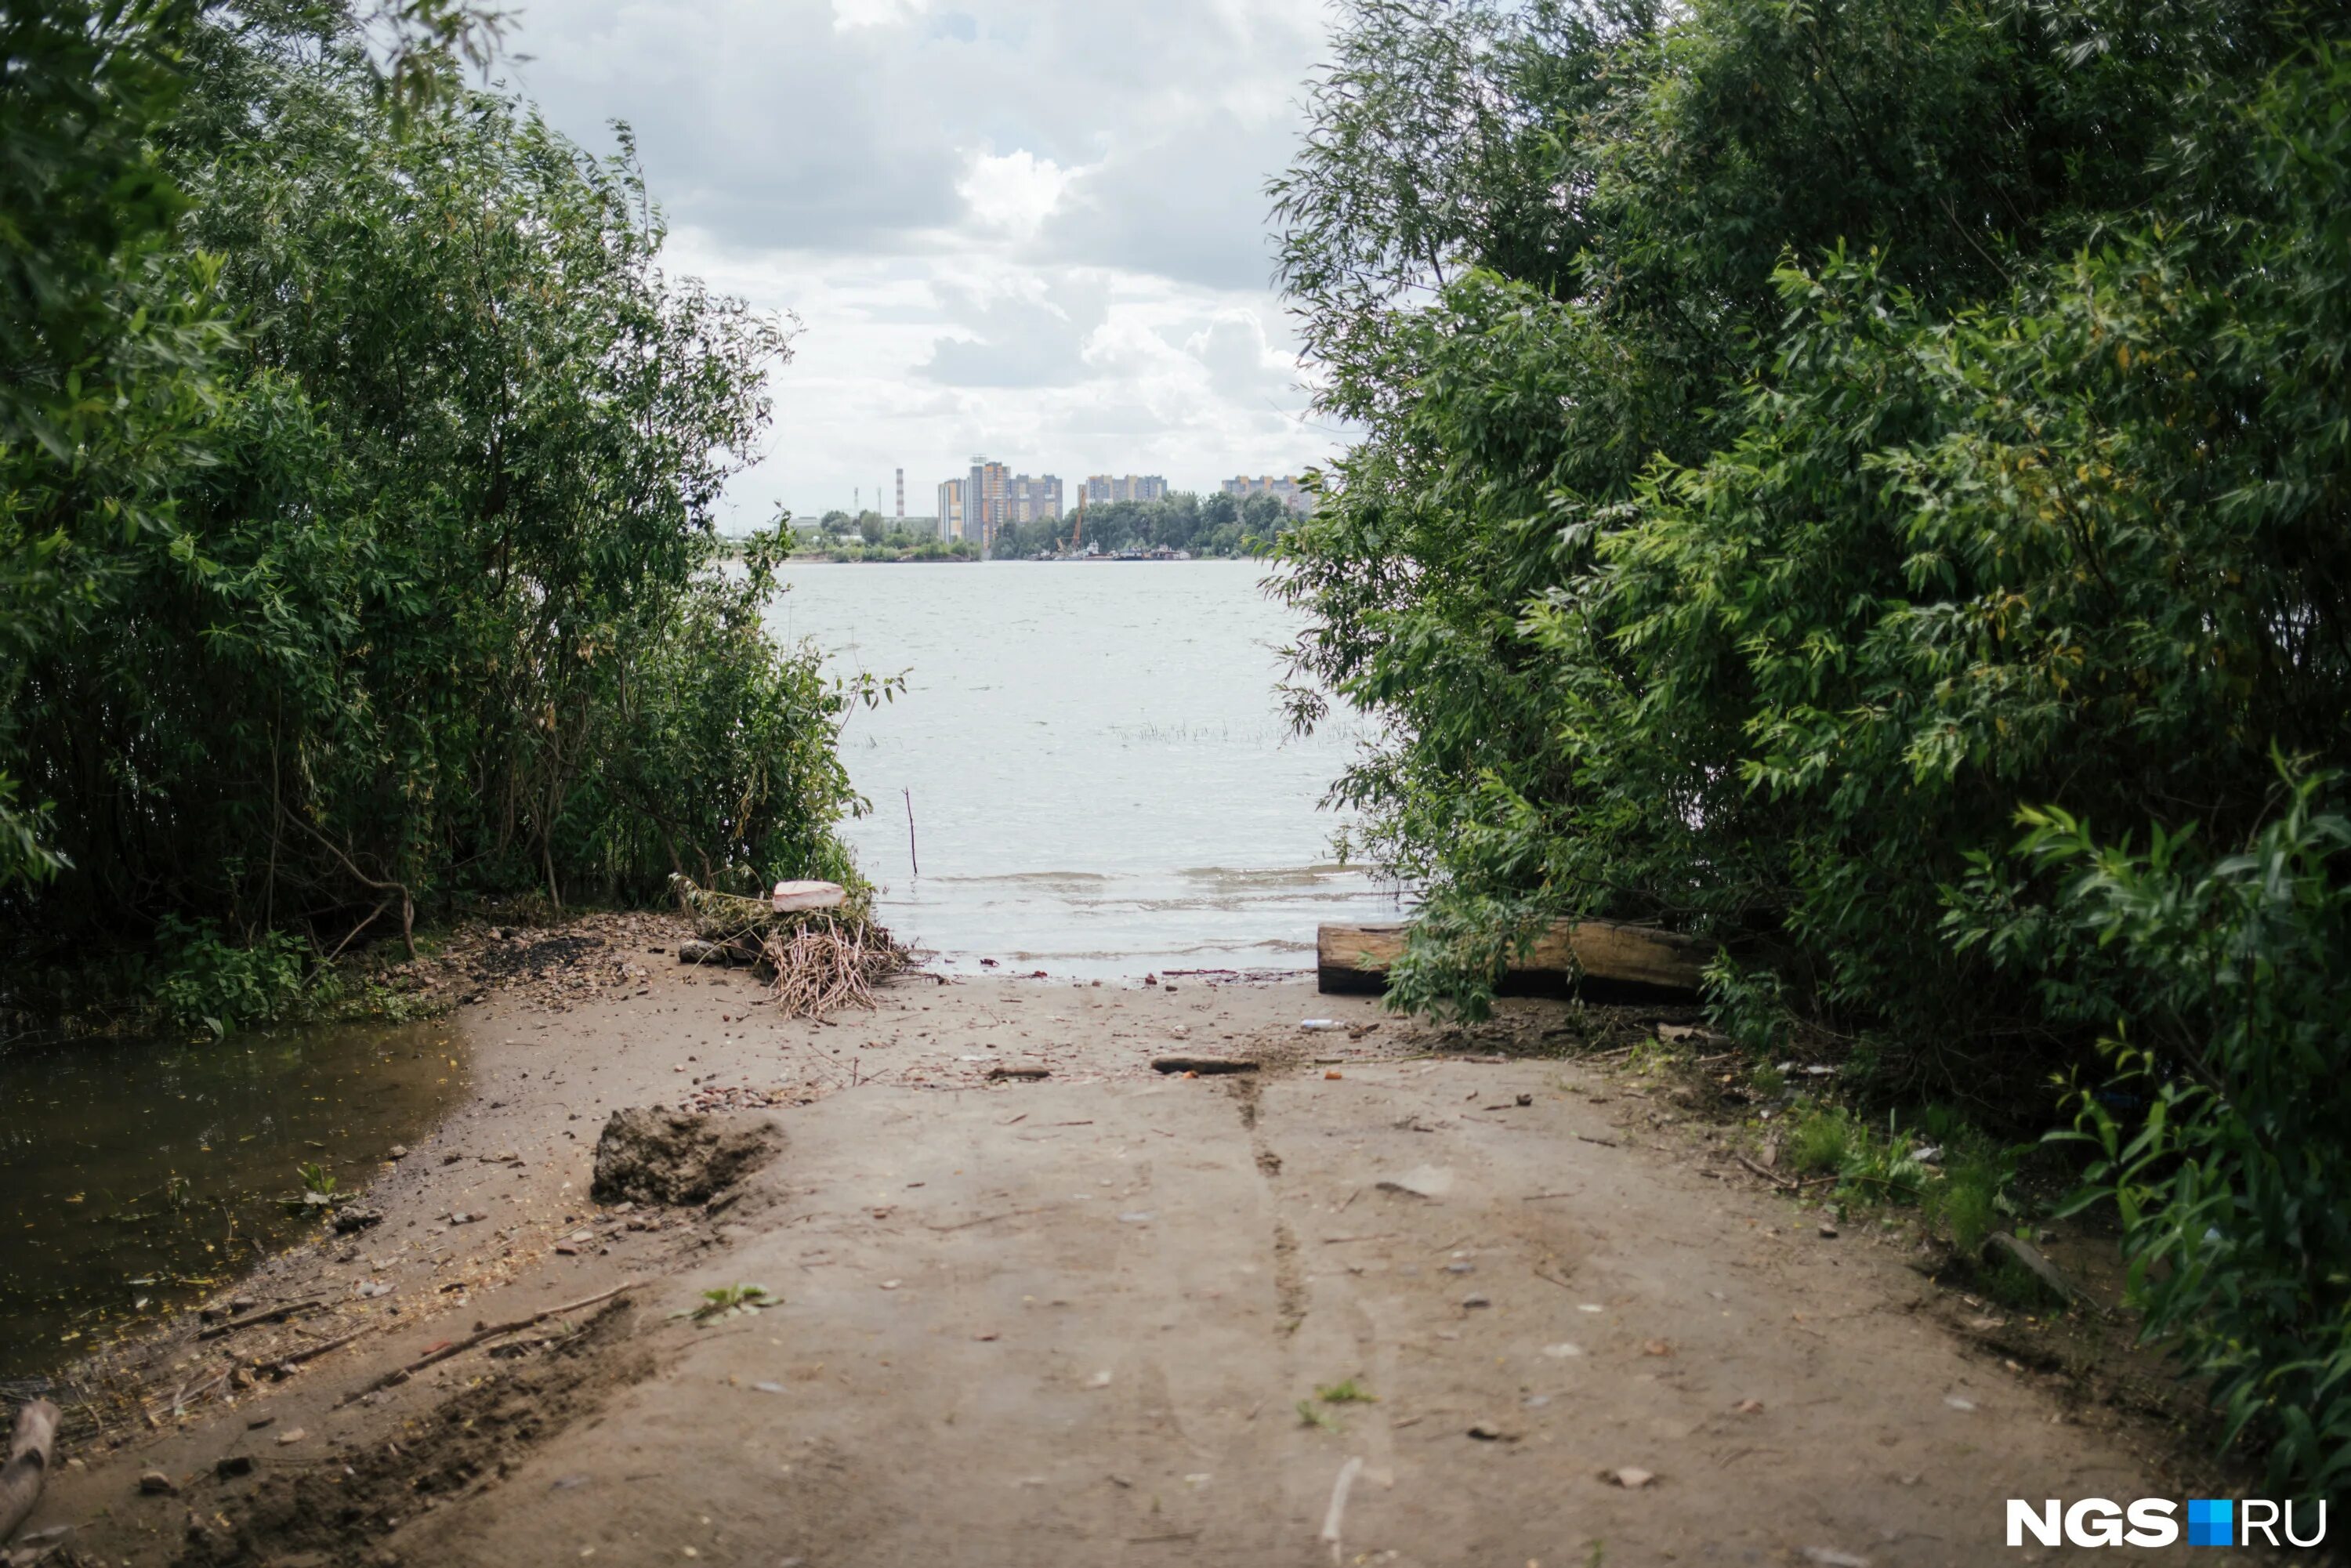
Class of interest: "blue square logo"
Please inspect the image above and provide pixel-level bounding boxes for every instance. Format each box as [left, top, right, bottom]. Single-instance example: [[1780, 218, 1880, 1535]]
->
[[2187, 1498, 2233, 1547]]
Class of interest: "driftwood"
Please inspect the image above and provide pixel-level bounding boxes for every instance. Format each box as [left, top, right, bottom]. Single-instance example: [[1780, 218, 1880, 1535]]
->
[[265, 1324, 377, 1377], [336, 1280, 636, 1407], [0, 1399, 60, 1545], [197, 1297, 324, 1341], [1317, 920, 1713, 998], [1150, 1056, 1259, 1075]]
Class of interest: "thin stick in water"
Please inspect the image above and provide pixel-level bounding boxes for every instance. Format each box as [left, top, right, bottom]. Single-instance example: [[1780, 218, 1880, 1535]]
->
[[904, 787, 918, 877]]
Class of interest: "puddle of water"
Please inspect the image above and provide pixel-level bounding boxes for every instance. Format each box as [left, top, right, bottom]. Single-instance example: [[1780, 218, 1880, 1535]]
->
[[0, 1019, 469, 1380]]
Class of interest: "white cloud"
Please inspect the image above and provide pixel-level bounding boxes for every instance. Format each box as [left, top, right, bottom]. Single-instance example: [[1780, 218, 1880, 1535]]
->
[[831, 0, 928, 29], [958, 149, 1078, 241], [505, 0, 1346, 521]]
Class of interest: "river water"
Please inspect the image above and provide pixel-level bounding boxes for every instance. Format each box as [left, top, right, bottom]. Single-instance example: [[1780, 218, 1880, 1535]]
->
[[0, 560, 1378, 1375], [0, 1023, 468, 1380], [770, 559, 1399, 975]]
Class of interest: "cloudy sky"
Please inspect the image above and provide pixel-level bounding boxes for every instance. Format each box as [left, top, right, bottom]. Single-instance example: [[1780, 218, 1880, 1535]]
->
[[501, 0, 1347, 527]]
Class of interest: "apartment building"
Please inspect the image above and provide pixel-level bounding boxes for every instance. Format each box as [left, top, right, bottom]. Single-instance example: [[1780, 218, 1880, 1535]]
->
[[1220, 474, 1316, 516], [935, 478, 965, 541], [1084, 474, 1168, 505], [965, 458, 1012, 551], [1010, 473, 1063, 523]]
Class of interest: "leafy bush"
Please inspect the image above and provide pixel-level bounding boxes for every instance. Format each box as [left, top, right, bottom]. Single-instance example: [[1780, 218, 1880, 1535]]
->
[[155, 918, 315, 1037], [2026, 768, 2351, 1494], [1, 7, 864, 964], [1271, 0, 2350, 1487]]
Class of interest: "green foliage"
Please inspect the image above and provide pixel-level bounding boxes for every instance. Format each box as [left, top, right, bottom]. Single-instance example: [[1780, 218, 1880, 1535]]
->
[[155, 918, 316, 1037], [2, 5, 866, 972], [1315, 1378, 1376, 1403], [1787, 1109, 1856, 1178], [985, 491, 1298, 560], [2024, 766, 2351, 1494], [1273, 2, 2351, 1483], [295, 1161, 337, 1198], [677, 1283, 774, 1322]]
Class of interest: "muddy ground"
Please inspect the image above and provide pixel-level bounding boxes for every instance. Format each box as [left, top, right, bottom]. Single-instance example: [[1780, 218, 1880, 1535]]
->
[[9, 943, 2277, 1567]]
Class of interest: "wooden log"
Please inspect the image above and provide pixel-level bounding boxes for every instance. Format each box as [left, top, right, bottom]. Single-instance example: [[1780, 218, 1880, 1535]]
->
[[1317, 920, 1712, 998], [1150, 1056, 1259, 1075], [0, 1398, 61, 1545]]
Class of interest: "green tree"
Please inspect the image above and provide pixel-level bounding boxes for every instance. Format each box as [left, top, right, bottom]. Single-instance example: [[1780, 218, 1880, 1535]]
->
[[1273, 0, 2349, 1488], [2, 5, 868, 971]]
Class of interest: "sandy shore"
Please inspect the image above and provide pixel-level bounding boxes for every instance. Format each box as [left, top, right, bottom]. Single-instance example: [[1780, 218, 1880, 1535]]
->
[[15, 943, 2223, 1567]]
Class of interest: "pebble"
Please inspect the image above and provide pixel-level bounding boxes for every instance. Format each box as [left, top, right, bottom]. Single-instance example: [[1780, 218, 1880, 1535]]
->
[[138, 1470, 177, 1495], [1460, 1292, 1491, 1309]]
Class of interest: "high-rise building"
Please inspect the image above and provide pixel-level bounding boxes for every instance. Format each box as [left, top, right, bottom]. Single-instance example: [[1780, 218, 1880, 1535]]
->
[[1085, 474, 1168, 505], [1221, 474, 1316, 516], [966, 458, 1012, 554], [1009, 473, 1063, 523], [935, 478, 965, 542], [895, 468, 905, 518]]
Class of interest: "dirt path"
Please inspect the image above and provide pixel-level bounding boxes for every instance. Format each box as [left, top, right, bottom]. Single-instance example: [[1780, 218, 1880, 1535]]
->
[[20, 961, 2226, 1567]]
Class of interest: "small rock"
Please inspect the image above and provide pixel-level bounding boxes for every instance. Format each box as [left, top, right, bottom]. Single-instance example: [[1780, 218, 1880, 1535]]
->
[[1460, 1293, 1491, 1309], [880, 1280, 901, 1291], [139, 1470, 179, 1495], [1733, 1399, 1765, 1415], [333, 1206, 383, 1234], [1444, 1262, 1475, 1275], [276, 1428, 306, 1445], [1943, 1394, 1976, 1412], [1642, 1339, 1672, 1357], [1800, 1551, 1871, 1567], [215, 1454, 255, 1479], [553, 1243, 578, 1256], [1818, 1222, 1839, 1239], [1541, 1342, 1583, 1359], [1602, 1467, 1656, 1489], [387, 1145, 408, 1160], [1466, 1421, 1519, 1441], [1515, 1093, 1533, 1106]]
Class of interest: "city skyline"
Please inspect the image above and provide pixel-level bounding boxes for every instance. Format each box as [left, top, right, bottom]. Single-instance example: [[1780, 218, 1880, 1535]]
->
[[502, 0, 1347, 527], [815, 462, 1313, 534]]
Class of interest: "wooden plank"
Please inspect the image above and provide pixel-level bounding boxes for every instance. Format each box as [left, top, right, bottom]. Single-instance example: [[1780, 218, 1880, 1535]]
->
[[1317, 920, 1712, 997]]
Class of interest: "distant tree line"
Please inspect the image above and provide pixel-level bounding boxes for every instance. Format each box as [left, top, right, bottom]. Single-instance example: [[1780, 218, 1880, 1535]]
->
[[770, 491, 1301, 561], [990, 491, 1298, 558]]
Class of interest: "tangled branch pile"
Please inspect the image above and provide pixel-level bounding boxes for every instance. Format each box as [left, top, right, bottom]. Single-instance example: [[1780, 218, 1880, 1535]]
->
[[761, 918, 901, 1019], [669, 875, 904, 1019]]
